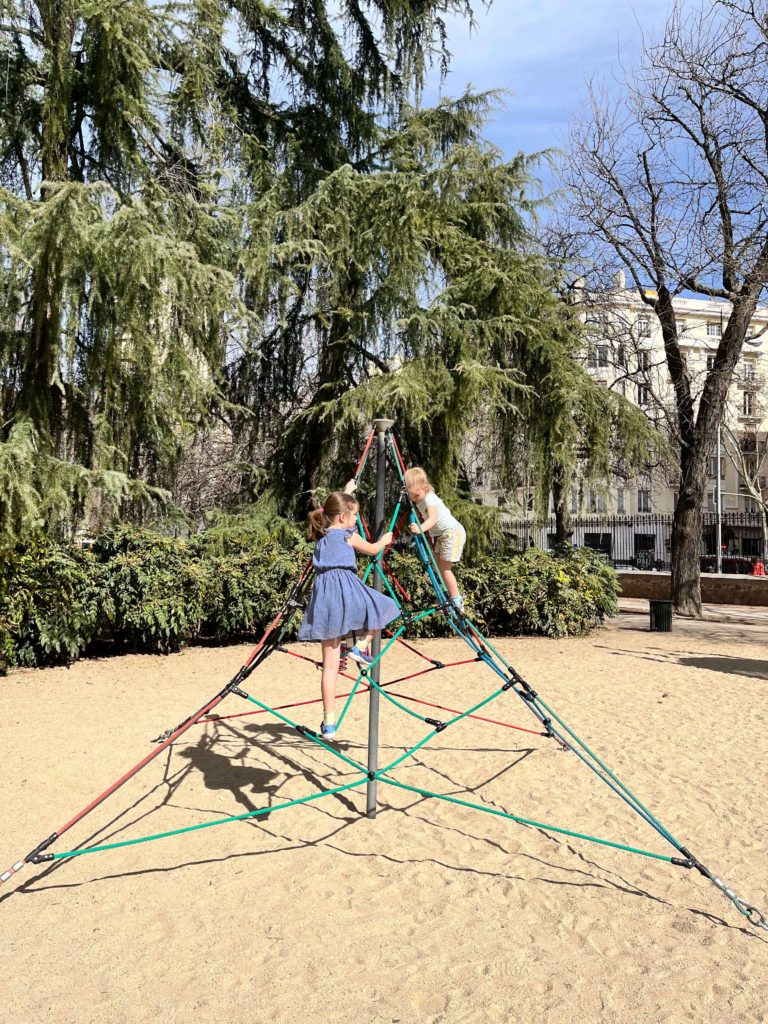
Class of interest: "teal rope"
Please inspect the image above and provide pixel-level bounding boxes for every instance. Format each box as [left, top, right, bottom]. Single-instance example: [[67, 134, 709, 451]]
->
[[334, 670, 367, 729], [49, 779, 368, 860], [384, 432, 682, 854], [532, 694, 681, 847], [387, 436, 451, 600], [241, 693, 367, 775], [378, 776, 675, 863], [355, 512, 401, 609], [463, 619, 680, 847], [337, 608, 439, 728], [360, 500, 403, 588]]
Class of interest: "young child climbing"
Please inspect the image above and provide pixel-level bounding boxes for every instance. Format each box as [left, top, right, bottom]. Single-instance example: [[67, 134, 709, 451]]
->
[[298, 480, 399, 741], [404, 467, 466, 612]]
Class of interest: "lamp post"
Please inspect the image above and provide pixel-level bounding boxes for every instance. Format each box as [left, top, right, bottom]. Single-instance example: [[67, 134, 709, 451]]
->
[[716, 422, 723, 574]]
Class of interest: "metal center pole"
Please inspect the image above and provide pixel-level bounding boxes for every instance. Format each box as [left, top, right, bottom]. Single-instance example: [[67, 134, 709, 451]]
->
[[366, 416, 394, 819]]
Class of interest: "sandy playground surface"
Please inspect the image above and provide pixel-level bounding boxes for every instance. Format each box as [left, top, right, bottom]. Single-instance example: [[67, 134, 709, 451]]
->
[[2, 608, 767, 1024]]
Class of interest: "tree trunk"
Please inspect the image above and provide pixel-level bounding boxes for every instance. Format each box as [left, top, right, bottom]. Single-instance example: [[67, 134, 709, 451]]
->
[[671, 436, 708, 610], [551, 461, 573, 545]]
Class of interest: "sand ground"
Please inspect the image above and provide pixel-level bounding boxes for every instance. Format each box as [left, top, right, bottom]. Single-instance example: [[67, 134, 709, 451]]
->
[[1, 608, 767, 1024]]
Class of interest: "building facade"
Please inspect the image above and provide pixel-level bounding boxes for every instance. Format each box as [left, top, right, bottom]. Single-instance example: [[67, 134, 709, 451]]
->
[[467, 284, 768, 568]]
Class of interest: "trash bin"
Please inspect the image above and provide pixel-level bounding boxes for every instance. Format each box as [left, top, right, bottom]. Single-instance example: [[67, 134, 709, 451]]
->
[[649, 599, 673, 632]]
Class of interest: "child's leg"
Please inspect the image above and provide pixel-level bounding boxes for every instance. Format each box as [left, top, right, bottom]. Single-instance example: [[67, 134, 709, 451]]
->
[[437, 525, 465, 603], [320, 637, 342, 717], [437, 558, 459, 599]]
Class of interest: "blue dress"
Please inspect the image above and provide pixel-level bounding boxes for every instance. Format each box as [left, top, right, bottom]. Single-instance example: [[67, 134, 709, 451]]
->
[[298, 527, 400, 641]]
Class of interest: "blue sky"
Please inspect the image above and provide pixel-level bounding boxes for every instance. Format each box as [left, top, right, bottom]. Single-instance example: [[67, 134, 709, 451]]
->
[[422, 1, 685, 163]]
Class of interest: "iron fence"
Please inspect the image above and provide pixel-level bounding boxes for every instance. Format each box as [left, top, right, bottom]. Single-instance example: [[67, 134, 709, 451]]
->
[[499, 512, 767, 574]]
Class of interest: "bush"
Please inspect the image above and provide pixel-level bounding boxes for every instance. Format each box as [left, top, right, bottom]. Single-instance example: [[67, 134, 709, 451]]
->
[[390, 543, 619, 639], [0, 529, 618, 671], [0, 543, 110, 667]]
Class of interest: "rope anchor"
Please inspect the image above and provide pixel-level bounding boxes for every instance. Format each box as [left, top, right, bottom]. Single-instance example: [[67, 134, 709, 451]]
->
[[715, 879, 768, 932]]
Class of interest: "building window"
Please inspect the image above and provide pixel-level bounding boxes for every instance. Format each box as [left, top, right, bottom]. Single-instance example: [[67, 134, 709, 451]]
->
[[588, 344, 609, 368], [497, 494, 507, 508], [570, 487, 578, 514], [707, 322, 721, 339], [637, 315, 651, 338], [708, 457, 725, 480], [638, 350, 651, 372], [743, 392, 754, 416], [744, 495, 758, 513], [706, 354, 715, 372], [677, 318, 687, 335], [637, 489, 652, 512], [617, 488, 625, 513], [589, 491, 607, 513], [744, 358, 757, 381], [475, 465, 483, 488], [526, 493, 534, 512], [707, 489, 717, 512], [617, 343, 626, 367], [637, 384, 650, 406]]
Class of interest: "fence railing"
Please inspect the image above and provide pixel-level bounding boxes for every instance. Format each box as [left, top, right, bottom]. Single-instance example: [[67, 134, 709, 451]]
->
[[499, 512, 768, 574]]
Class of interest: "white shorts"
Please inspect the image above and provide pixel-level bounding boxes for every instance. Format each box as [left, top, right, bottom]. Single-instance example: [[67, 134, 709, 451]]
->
[[433, 524, 466, 564]]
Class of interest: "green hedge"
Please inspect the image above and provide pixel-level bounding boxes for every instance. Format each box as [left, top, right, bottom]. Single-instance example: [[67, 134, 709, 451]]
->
[[388, 544, 619, 639], [0, 528, 618, 671]]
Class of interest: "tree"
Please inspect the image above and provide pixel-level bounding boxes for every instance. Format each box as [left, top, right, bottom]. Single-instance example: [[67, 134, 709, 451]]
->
[[559, 0, 768, 615], [255, 90, 659, 534], [0, 0, 480, 540]]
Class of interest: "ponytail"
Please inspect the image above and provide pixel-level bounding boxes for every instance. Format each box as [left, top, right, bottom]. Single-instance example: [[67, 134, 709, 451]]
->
[[307, 491, 358, 540], [307, 507, 330, 541]]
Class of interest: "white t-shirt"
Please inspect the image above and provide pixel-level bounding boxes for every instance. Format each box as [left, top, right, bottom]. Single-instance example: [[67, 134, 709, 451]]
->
[[416, 491, 460, 538]]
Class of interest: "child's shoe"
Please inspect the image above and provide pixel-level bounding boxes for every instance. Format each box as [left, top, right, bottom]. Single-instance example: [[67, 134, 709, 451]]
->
[[320, 721, 337, 742], [451, 594, 465, 613], [347, 645, 374, 667]]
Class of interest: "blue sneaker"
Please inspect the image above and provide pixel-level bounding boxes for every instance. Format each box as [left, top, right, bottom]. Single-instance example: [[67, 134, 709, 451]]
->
[[320, 721, 337, 742], [347, 645, 374, 667], [451, 594, 465, 613]]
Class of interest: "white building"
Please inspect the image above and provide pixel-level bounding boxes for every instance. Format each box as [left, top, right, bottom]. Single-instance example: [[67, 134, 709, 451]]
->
[[468, 285, 768, 567], [579, 285, 767, 518]]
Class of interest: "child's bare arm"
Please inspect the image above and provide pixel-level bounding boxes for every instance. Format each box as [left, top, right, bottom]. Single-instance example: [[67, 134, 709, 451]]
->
[[349, 531, 393, 556], [410, 514, 437, 534]]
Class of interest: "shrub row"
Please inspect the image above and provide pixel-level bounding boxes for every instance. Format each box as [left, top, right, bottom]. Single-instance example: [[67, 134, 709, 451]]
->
[[0, 528, 619, 671]]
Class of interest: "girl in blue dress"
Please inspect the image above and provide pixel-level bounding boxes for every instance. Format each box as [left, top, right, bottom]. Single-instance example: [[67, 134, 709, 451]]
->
[[298, 480, 399, 741]]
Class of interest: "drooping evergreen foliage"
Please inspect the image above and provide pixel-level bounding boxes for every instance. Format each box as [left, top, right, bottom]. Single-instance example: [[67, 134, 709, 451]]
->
[[0, 0, 657, 543]]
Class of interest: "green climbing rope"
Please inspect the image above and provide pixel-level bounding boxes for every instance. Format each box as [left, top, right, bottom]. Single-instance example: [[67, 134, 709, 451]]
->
[[48, 779, 369, 860], [377, 776, 675, 863]]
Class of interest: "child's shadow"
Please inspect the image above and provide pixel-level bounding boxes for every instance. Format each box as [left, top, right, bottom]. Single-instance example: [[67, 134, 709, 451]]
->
[[179, 737, 279, 818]]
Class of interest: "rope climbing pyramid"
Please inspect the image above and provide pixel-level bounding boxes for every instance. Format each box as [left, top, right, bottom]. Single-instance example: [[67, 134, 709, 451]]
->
[[2, 419, 766, 935]]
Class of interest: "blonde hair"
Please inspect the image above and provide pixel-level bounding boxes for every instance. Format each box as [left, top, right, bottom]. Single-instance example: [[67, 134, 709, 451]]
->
[[307, 491, 358, 541], [404, 466, 433, 492]]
